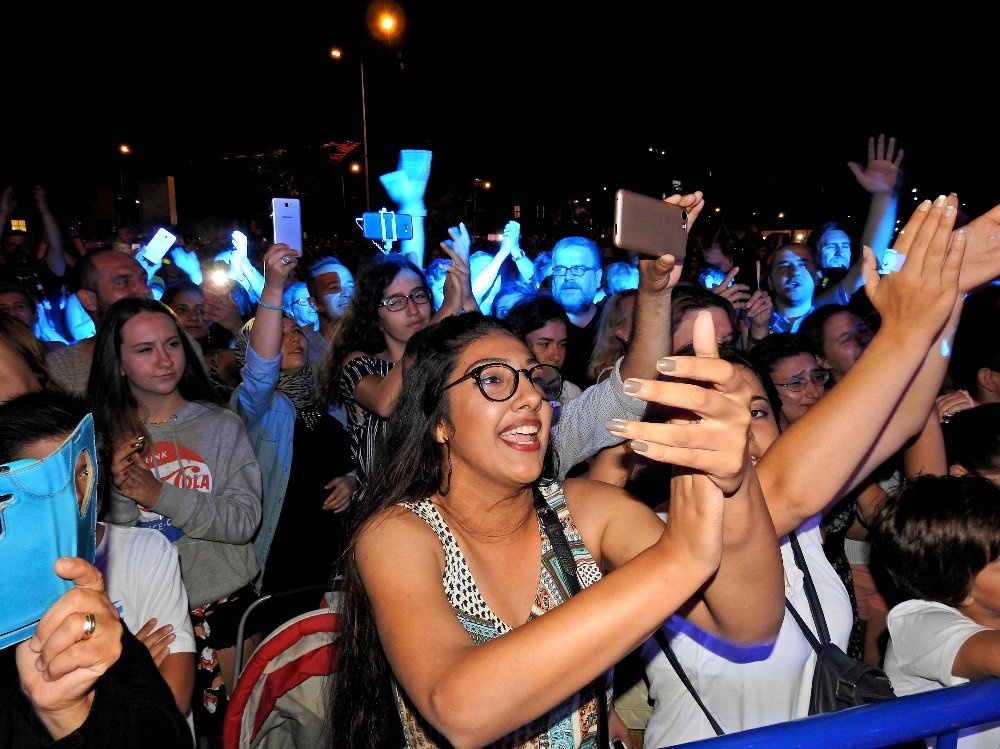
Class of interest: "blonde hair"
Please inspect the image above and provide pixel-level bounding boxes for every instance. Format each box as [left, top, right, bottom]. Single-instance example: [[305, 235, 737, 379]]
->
[[588, 290, 637, 383]]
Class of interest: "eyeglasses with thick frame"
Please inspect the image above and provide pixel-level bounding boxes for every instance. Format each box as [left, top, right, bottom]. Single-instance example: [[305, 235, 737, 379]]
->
[[773, 369, 830, 393], [442, 362, 563, 402], [551, 265, 597, 278], [379, 289, 431, 312]]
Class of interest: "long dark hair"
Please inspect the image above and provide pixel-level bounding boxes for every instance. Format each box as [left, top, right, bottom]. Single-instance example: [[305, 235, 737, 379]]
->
[[329, 312, 555, 748], [87, 297, 221, 447], [319, 253, 428, 407]]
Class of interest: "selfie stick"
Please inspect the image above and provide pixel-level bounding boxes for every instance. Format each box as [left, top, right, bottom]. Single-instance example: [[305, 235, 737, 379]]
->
[[354, 208, 402, 253]]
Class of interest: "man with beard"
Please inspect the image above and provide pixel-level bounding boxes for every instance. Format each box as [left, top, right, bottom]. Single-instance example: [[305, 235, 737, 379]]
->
[[45, 248, 152, 394], [765, 243, 824, 334], [549, 236, 604, 388]]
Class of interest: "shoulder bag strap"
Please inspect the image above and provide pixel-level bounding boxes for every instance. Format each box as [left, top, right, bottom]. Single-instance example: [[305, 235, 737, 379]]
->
[[532, 486, 608, 749], [788, 531, 832, 645], [652, 628, 725, 736]]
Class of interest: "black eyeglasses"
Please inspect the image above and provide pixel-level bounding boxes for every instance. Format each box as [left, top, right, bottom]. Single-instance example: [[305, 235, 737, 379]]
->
[[379, 289, 431, 312], [443, 363, 563, 402], [773, 369, 830, 393], [552, 265, 596, 278]]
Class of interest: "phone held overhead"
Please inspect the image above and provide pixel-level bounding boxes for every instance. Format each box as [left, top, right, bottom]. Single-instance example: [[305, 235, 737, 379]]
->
[[613, 188, 689, 261]]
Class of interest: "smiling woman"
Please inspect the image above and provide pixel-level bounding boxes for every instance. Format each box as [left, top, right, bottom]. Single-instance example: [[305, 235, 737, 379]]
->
[[329, 311, 785, 749]]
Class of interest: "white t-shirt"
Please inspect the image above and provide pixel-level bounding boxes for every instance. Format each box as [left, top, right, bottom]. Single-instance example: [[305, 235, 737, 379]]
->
[[885, 599, 999, 748], [642, 516, 853, 747], [94, 523, 196, 735]]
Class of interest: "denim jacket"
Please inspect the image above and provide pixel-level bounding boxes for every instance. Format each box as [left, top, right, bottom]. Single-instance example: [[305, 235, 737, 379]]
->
[[229, 344, 295, 592]]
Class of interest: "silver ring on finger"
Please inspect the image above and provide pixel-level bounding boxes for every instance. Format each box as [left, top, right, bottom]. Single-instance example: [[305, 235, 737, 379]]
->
[[280, 256, 291, 265]]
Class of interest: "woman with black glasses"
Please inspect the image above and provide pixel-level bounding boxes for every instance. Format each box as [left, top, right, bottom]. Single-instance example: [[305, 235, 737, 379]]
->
[[328, 311, 784, 749], [319, 252, 475, 491], [749, 333, 830, 429]]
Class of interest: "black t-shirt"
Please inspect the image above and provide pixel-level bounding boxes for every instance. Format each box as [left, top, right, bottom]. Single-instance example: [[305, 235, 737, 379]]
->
[[561, 301, 604, 390]]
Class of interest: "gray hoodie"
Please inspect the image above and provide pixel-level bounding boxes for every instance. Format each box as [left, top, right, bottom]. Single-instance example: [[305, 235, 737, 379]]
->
[[105, 400, 263, 608]]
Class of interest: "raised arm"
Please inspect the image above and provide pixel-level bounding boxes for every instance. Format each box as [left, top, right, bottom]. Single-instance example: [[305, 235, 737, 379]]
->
[[33, 185, 67, 278], [760, 195, 965, 536], [379, 149, 432, 268], [816, 134, 903, 305], [501, 220, 535, 283]]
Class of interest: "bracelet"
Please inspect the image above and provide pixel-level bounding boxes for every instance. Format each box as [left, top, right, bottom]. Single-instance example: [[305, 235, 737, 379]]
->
[[257, 300, 283, 312]]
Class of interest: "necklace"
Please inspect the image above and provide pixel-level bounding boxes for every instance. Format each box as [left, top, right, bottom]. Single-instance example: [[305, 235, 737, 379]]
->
[[144, 414, 176, 428]]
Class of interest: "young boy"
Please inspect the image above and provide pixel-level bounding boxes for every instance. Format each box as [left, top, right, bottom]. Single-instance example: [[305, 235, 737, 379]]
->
[[870, 474, 1000, 748]]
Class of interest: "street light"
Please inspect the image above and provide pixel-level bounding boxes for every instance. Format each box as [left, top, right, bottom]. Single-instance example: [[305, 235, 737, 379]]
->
[[330, 1, 404, 212], [471, 178, 492, 238]]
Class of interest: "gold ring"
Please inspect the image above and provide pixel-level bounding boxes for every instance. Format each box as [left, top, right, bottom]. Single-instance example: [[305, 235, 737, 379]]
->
[[81, 612, 97, 641]]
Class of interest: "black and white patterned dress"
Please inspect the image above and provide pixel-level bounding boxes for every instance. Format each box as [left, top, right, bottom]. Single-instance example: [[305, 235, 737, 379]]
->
[[337, 355, 393, 489], [392, 481, 608, 748]]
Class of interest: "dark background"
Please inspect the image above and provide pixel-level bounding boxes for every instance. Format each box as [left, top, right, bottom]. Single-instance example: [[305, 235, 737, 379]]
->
[[3, 5, 995, 246]]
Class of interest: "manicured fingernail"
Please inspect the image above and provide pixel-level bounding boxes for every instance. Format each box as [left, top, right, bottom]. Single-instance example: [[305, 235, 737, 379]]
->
[[623, 379, 642, 394], [605, 419, 627, 433], [165, 624, 173, 632], [945, 204, 956, 216], [630, 440, 649, 453], [657, 357, 676, 372], [918, 199, 932, 211], [934, 195, 947, 207]]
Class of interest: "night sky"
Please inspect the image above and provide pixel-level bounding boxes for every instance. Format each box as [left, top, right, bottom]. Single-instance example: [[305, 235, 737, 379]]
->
[[4, 5, 996, 236]]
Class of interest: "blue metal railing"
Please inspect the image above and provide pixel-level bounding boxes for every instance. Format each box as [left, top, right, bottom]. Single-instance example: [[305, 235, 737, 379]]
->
[[663, 679, 1000, 749]]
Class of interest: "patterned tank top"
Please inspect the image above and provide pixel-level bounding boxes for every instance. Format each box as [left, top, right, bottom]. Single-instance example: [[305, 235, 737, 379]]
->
[[393, 481, 607, 749]]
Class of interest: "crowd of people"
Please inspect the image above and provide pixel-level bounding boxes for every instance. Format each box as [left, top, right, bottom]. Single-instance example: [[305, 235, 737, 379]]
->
[[2, 135, 1000, 749]]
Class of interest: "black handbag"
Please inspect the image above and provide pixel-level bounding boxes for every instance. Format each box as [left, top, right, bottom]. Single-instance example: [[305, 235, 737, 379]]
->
[[654, 531, 896, 737], [786, 532, 896, 714]]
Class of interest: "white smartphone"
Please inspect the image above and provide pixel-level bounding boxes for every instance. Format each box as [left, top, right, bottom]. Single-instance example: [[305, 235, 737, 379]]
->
[[135, 227, 177, 269], [271, 198, 302, 251], [613, 188, 689, 261]]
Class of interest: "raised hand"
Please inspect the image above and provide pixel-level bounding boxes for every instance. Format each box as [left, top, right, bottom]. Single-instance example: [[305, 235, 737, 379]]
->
[[202, 288, 244, 336], [712, 267, 751, 311], [262, 242, 299, 291], [16, 557, 123, 737], [499, 220, 521, 255], [440, 222, 471, 265], [0, 185, 14, 216], [664, 190, 706, 228], [955, 202, 1000, 292], [744, 289, 773, 336], [135, 617, 175, 667], [861, 194, 965, 338], [606, 310, 752, 495], [848, 134, 904, 196], [32, 184, 51, 213], [169, 246, 203, 286]]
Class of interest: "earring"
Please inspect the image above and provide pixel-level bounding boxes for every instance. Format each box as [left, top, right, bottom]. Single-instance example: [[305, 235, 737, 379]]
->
[[439, 441, 452, 496]]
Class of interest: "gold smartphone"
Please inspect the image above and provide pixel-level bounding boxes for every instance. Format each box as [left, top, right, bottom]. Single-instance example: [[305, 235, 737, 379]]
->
[[613, 188, 689, 261]]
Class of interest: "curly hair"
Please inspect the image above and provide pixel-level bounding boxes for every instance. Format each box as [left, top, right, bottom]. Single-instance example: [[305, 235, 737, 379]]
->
[[319, 253, 428, 407]]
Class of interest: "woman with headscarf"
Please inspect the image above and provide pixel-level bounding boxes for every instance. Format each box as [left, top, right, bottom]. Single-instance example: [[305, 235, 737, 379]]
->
[[230, 243, 355, 605]]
